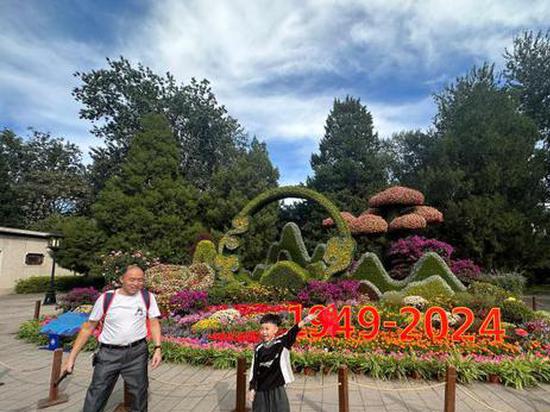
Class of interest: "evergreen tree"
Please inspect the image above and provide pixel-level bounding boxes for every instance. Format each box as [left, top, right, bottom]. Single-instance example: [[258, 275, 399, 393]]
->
[[201, 138, 279, 268], [308, 96, 389, 212], [92, 113, 203, 263]]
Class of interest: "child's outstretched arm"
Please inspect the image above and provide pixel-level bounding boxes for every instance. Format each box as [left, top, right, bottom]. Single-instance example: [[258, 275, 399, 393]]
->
[[281, 312, 320, 349]]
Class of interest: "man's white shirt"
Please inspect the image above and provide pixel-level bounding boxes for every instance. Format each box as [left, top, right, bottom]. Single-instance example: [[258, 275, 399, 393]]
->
[[89, 289, 161, 345]]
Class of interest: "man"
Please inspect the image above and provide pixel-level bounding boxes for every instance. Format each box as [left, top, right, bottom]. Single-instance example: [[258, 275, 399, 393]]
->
[[62, 265, 162, 412]]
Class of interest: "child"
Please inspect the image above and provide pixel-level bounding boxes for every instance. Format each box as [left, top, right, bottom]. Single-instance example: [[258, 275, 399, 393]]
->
[[248, 311, 318, 412]]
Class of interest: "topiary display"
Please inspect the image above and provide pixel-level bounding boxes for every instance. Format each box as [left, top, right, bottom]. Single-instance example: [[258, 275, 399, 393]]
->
[[192, 240, 217, 266], [218, 186, 355, 279], [349, 252, 466, 298], [259, 260, 308, 291], [264, 222, 324, 267]]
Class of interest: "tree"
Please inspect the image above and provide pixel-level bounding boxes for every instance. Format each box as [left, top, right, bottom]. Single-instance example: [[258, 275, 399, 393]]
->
[[0, 129, 89, 227], [0, 134, 22, 226], [308, 96, 389, 212], [504, 30, 550, 142], [283, 97, 389, 253], [92, 113, 203, 263], [32, 214, 106, 275], [74, 57, 246, 193], [392, 65, 548, 274], [201, 138, 280, 268]]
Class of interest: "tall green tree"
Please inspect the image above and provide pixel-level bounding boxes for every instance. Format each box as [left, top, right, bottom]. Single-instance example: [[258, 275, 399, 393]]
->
[[392, 65, 548, 275], [74, 57, 246, 193], [0, 129, 89, 227], [201, 138, 280, 268], [0, 133, 22, 226], [308, 96, 389, 212], [92, 113, 203, 263]]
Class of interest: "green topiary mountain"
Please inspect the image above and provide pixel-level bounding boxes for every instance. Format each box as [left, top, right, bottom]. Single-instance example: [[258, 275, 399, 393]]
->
[[349, 252, 466, 297]]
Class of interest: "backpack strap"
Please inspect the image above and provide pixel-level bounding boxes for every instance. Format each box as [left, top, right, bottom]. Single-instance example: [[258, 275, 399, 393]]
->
[[140, 289, 151, 317], [102, 291, 115, 319]]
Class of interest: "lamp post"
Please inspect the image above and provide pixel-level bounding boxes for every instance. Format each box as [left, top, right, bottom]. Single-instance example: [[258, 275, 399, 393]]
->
[[43, 234, 62, 305]]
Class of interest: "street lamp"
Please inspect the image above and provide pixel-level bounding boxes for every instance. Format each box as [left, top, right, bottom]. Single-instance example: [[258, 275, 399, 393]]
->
[[43, 233, 63, 305]]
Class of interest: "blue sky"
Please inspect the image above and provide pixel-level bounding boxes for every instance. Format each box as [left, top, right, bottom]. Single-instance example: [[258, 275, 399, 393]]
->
[[1, 1, 549, 185]]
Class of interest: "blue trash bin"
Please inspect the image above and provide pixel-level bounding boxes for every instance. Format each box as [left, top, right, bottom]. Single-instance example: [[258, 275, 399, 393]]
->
[[47, 334, 61, 350]]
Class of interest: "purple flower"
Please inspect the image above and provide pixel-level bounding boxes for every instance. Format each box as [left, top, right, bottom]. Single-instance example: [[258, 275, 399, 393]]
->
[[297, 280, 361, 305], [170, 290, 208, 315]]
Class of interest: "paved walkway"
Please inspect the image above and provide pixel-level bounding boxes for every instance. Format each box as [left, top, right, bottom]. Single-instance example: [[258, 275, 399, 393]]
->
[[1, 294, 550, 412]]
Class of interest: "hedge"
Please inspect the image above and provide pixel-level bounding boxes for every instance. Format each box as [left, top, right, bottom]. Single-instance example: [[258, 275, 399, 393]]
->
[[15, 275, 105, 294]]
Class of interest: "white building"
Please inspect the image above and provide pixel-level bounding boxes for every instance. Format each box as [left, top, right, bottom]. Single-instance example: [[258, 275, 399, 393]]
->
[[0, 226, 75, 294]]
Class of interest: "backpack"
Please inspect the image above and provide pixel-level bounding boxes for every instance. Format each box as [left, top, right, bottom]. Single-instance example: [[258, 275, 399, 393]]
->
[[95, 289, 152, 340]]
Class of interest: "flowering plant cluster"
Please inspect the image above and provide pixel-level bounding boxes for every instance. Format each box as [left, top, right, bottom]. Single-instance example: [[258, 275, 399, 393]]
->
[[451, 259, 482, 284], [170, 290, 208, 315], [99, 250, 159, 286], [297, 280, 362, 306], [57, 287, 100, 312]]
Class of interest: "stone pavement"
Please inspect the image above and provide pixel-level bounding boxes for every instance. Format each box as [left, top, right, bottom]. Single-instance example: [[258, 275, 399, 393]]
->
[[1, 294, 550, 412]]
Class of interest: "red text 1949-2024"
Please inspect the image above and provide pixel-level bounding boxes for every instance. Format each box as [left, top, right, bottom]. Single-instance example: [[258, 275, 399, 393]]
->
[[288, 304, 504, 342]]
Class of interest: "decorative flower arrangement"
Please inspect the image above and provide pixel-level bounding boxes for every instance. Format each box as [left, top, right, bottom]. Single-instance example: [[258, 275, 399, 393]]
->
[[388, 213, 427, 231], [170, 290, 208, 315], [99, 250, 159, 286], [402, 295, 428, 310], [413, 206, 444, 223], [209, 309, 241, 324], [191, 318, 223, 334], [368, 186, 425, 207], [451, 259, 482, 284], [351, 214, 388, 234], [297, 280, 362, 306]]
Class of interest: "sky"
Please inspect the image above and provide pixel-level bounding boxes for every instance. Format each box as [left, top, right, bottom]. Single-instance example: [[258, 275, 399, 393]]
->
[[1, 1, 549, 185]]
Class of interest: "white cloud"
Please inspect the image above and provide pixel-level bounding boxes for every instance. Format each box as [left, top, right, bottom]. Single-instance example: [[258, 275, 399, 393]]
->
[[2, 0, 550, 181]]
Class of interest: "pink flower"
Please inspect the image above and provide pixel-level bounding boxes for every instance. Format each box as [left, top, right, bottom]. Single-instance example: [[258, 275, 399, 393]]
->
[[515, 328, 528, 337]]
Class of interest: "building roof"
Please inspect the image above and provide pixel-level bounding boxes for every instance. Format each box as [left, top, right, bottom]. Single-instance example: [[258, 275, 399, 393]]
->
[[0, 226, 63, 239]]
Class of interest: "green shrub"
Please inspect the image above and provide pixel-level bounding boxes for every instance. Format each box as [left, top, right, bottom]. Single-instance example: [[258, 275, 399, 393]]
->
[[260, 261, 307, 291], [467, 281, 512, 301], [208, 281, 292, 304], [15, 275, 105, 294], [479, 271, 527, 295], [16, 319, 48, 345], [400, 276, 455, 302], [501, 299, 535, 324], [192, 240, 217, 266]]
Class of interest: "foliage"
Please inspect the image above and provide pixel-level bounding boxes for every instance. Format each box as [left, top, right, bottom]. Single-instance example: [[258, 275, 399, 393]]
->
[[92, 113, 204, 263], [57, 287, 100, 312], [399, 276, 455, 302], [501, 299, 535, 324], [308, 96, 389, 213], [200, 138, 280, 267], [15, 275, 105, 294], [74, 58, 246, 192], [16, 319, 49, 345], [259, 261, 308, 291], [0, 129, 90, 226], [35, 215, 106, 275], [192, 240, 217, 266], [479, 270, 527, 295], [297, 280, 362, 306]]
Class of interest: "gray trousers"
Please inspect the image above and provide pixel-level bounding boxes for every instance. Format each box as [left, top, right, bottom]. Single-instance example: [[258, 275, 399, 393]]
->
[[83, 340, 148, 412], [252, 386, 290, 412]]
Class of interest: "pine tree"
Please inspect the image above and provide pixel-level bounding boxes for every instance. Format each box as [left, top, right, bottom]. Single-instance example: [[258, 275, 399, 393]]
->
[[92, 113, 203, 263]]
